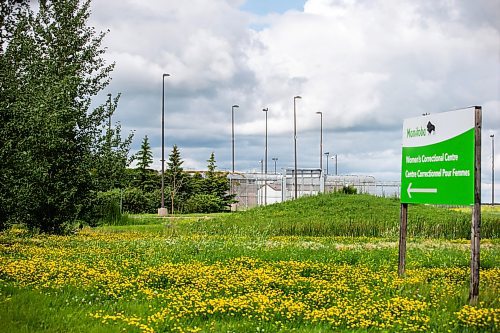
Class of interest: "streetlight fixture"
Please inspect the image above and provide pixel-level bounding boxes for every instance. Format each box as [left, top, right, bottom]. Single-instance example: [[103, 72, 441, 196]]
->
[[263, 108, 269, 205], [316, 111, 323, 173], [160, 73, 170, 216], [293, 96, 302, 199], [272, 157, 278, 174], [491, 134, 495, 206], [231, 105, 239, 173], [324, 152, 330, 174]]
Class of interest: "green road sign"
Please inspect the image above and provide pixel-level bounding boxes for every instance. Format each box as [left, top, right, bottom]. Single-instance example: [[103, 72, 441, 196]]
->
[[401, 108, 475, 205]]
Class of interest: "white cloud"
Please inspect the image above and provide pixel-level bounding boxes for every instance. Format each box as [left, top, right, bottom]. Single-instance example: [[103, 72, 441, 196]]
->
[[245, 0, 499, 132], [88, 0, 499, 202]]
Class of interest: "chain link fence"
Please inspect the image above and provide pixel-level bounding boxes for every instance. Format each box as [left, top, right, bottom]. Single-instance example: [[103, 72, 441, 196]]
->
[[229, 169, 401, 211]]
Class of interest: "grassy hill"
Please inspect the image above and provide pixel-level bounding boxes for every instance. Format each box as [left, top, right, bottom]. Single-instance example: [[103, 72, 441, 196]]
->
[[186, 193, 499, 239]]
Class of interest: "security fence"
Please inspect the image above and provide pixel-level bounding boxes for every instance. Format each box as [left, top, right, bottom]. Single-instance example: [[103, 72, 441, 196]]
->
[[229, 169, 401, 211]]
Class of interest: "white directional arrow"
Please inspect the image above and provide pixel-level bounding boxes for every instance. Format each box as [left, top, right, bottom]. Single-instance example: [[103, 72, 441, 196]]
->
[[407, 182, 437, 198]]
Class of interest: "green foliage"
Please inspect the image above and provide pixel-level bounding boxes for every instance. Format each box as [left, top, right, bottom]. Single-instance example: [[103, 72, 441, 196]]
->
[[201, 152, 235, 211], [94, 190, 122, 225], [0, 286, 127, 333], [122, 188, 159, 214], [135, 135, 153, 171], [189, 172, 204, 195], [91, 99, 134, 192], [0, 227, 498, 333], [340, 185, 358, 194], [165, 145, 190, 214], [123, 168, 160, 192], [166, 145, 184, 179], [1, 0, 107, 232], [94, 188, 160, 222], [143, 189, 161, 213], [162, 150, 234, 214], [206, 151, 217, 174], [122, 188, 146, 214], [91, 150, 233, 216], [133, 135, 156, 191], [185, 192, 499, 239], [185, 194, 224, 213], [0, 0, 132, 233]]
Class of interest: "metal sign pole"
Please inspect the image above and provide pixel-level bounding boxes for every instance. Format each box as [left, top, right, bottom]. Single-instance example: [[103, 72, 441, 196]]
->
[[469, 106, 482, 304], [398, 203, 408, 276]]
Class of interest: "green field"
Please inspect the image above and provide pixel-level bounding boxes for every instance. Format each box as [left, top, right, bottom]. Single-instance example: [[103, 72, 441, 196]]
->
[[1, 193, 499, 332]]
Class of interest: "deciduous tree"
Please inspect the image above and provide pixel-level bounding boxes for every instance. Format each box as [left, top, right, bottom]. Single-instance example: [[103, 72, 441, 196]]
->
[[0, 0, 131, 232]]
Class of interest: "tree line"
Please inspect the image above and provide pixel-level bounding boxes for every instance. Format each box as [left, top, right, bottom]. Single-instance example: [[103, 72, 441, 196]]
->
[[101, 139, 234, 219], [0, 0, 233, 233]]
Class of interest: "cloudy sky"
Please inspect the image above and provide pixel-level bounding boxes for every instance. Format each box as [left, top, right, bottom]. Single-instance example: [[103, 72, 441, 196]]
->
[[88, 0, 499, 202]]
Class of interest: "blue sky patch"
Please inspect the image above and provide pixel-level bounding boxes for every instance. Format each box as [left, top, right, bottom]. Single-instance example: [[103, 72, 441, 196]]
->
[[240, 0, 306, 15]]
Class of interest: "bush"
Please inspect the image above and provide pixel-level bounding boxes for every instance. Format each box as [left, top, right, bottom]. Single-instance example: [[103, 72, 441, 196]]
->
[[95, 189, 122, 225], [144, 189, 161, 213], [94, 188, 161, 219], [122, 188, 147, 214], [185, 194, 224, 213], [341, 185, 358, 194]]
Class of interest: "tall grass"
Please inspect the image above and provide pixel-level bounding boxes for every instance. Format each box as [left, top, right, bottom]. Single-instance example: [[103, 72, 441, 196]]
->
[[1, 199, 498, 333], [1, 228, 498, 333], [183, 193, 499, 239]]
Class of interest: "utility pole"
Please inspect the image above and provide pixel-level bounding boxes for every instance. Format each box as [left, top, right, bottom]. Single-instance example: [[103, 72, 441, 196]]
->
[[263, 108, 269, 205], [293, 96, 301, 199], [160, 73, 170, 216], [272, 157, 278, 174], [107, 93, 112, 148], [231, 105, 239, 173], [492, 134, 495, 206], [324, 152, 330, 174], [316, 112, 323, 173]]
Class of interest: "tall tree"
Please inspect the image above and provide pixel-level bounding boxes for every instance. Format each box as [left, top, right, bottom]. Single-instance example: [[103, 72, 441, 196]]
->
[[206, 152, 217, 178], [0, 0, 30, 230], [165, 145, 189, 214], [91, 120, 134, 192], [133, 135, 156, 191], [0, 0, 130, 232], [203, 152, 234, 211], [91, 94, 134, 192], [136, 135, 153, 171]]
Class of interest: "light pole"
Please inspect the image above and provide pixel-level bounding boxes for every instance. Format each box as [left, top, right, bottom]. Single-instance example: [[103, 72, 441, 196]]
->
[[492, 134, 495, 206], [263, 108, 269, 205], [324, 152, 330, 174], [272, 157, 278, 174], [231, 105, 239, 173], [333, 154, 338, 175], [107, 93, 112, 133], [316, 112, 323, 173], [106, 93, 112, 148], [160, 73, 170, 216], [293, 96, 301, 199], [259, 159, 263, 206]]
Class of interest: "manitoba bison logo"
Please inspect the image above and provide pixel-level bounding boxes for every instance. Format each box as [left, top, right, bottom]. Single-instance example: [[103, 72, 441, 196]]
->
[[427, 121, 436, 134]]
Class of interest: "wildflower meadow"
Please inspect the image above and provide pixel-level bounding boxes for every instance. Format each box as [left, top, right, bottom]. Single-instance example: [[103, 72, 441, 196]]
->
[[0, 194, 499, 332]]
